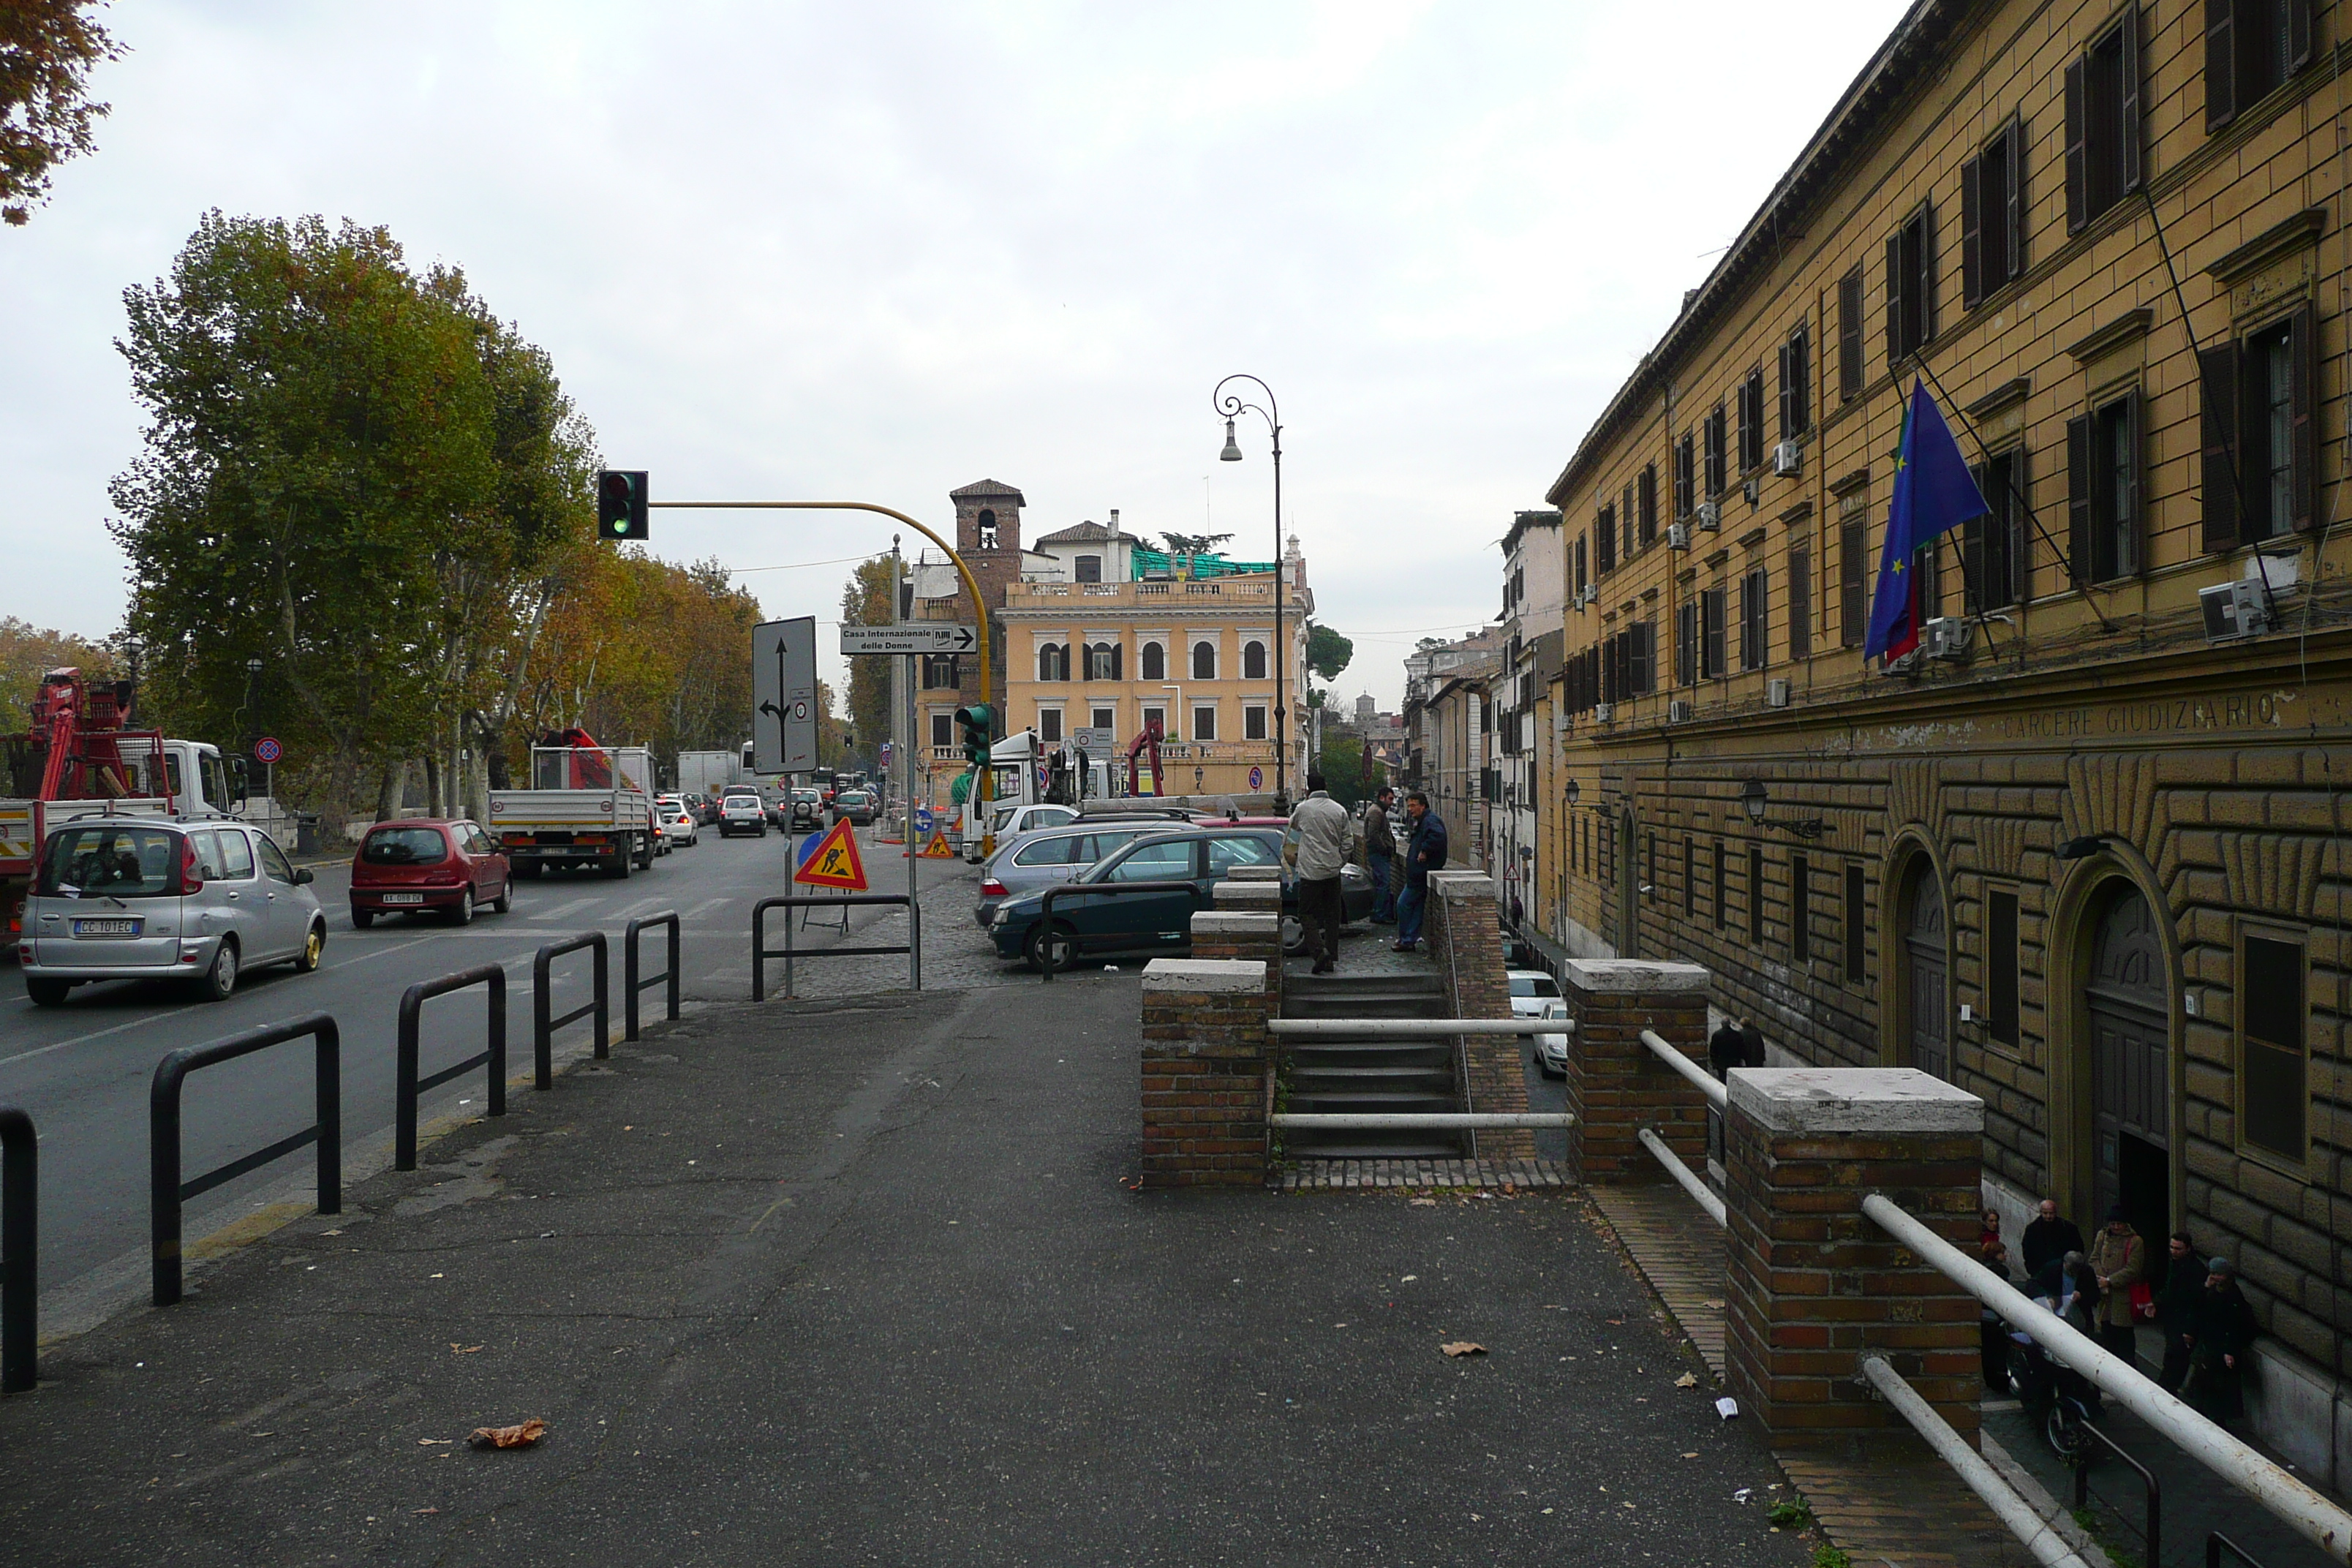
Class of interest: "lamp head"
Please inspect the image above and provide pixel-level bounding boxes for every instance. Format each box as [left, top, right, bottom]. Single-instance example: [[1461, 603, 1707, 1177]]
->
[[1564, 778, 1580, 807], [1740, 778, 1769, 824], [1219, 419, 1243, 462]]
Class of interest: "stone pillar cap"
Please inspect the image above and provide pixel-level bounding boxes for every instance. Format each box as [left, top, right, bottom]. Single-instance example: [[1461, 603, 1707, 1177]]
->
[[1142, 957, 1270, 993], [1428, 870, 1497, 901], [1211, 882, 1284, 908], [1561, 958, 1710, 994], [1727, 1067, 1984, 1134], [1224, 865, 1284, 883], [1190, 910, 1280, 935]]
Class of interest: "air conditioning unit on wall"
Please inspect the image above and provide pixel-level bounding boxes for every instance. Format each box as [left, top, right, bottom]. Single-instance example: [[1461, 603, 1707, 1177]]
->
[[1767, 677, 1791, 709], [2200, 578, 2271, 641], [1669, 523, 1692, 550], [1772, 440, 1802, 476], [1923, 617, 1972, 661], [1667, 699, 1692, 723], [1592, 702, 1613, 723], [1695, 501, 1722, 530]]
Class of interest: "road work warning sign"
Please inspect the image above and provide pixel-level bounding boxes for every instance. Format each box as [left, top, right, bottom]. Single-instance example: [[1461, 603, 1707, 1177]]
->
[[794, 818, 869, 891], [919, 828, 957, 859]]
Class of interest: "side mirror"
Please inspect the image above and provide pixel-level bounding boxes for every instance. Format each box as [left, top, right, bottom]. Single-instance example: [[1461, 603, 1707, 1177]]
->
[[230, 756, 251, 804], [294, 867, 315, 885]]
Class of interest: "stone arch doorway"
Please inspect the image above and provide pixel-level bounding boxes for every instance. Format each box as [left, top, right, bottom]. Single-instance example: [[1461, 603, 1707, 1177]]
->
[[1897, 857, 1949, 1080], [2086, 880, 2170, 1245]]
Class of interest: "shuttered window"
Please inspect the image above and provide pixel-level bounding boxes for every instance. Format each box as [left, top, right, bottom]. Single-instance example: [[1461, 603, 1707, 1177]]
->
[[1778, 323, 1811, 438], [1684, 838, 1696, 916], [1738, 369, 1765, 472], [2068, 389, 2142, 583], [1676, 600, 1697, 686], [2242, 932, 2307, 1161], [1713, 842, 1727, 932], [1703, 405, 1727, 497], [1961, 117, 2027, 307], [1883, 200, 1935, 365], [1839, 515, 1868, 647], [1739, 566, 1769, 672], [2068, 10, 2142, 230], [2206, 0, 2312, 132], [1965, 448, 2027, 610], [1788, 543, 1813, 658], [1637, 464, 1659, 547], [1595, 502, 1618, 576], [2201, 306, 2317, 550], [1700, 587, 1727, 679], [1837, 267, 1865, 401], [1674, 434, 1696, 517]]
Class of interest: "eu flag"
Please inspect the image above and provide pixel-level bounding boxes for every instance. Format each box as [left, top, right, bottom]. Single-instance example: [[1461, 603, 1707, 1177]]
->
[[1865, 380, 1991, 662]]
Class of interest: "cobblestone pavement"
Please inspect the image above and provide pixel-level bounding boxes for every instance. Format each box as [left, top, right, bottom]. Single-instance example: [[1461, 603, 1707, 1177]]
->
[[765, 858, 1110, 998]]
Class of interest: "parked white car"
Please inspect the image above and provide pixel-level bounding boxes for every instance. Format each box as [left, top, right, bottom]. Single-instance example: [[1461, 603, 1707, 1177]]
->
[[1508, 969, 1571, 1077], [656, 796, 698, 848]]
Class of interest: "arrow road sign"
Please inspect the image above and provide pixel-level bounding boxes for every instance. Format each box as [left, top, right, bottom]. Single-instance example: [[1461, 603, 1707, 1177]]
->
[[751, 617, 818, 774], [837, 624, 977, 656]]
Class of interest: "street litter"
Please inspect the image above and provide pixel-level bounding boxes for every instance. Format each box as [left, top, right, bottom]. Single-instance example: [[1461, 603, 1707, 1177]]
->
[[1408, 1197, 1436, 1207], [467, 1419, 547, 1449], [416, 1438, 453, 1446], [1673, 1372, 1698, 1388], [451, 1343, 484, 1355], [1732, 1488, 1753, 1504], [1439, 1341, 1487, 1357], [1715, 1397, 1740, 1420]]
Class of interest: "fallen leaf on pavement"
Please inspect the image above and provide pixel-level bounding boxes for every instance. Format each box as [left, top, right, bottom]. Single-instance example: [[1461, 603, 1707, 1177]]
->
[[1439, 1341, 1487, 1358], [413, 1507, 441, 1515], [1703, 1298, 1725, 1310], [416, 1438, 453, 1447], [450, 1343, 485, 1355], [467, 1419, 547, 1449], [1674, 1372, 1699, 1388], [1408, 1198, 1436, 1207]]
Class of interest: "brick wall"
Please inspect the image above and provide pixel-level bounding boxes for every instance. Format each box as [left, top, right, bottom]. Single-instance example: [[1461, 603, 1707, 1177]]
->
[[1428, 870, 1534, 1161], [1139, 957, 1273, 1188], [1722, 1068, 1984, 1437], [1559, 959, 1711, 1183]]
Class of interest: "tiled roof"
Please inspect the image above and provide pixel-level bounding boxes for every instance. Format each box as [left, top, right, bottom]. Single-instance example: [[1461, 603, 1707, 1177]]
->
[[1032, 520, 1139, 546], [949, 479, 1027, 503]]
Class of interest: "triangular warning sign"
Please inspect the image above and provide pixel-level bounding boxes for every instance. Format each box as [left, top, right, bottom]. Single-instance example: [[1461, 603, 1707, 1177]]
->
[[919, 827, 957, 859], [794, 818, 869, 890]]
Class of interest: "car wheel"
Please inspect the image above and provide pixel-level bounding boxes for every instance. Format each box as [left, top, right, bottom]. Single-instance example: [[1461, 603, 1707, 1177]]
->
[[491, 880, 511, 914], [351, 908, 374, 930], [295, 921, 326, 972], [1281, 913, 1306, 954], [608, 845, 632, 880], [1024, 921, 1079, 973], [448, 887, 475, 926], [25, 978, 70, 1007], [195, 938, 239, 1002]]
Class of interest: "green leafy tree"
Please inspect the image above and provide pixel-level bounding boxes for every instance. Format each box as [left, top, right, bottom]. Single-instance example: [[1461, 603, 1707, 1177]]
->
[[0, 1, 124, 225], [838, 554, 895, 769], [1317, 733, 1383, 810], [1306, 622, 1353, 683], [1158, 532, 1231, 555], [0, 617, 113, 722]]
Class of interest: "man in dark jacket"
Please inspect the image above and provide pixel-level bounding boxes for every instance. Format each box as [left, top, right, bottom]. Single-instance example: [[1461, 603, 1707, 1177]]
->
[[2021, 1198, 2085, 1280], [1363, 787, 1398, 924], [1707, 1019, 1746, 1080], [1391, 792, 1447, 953], [2187, 1257, 2260, 1424], [2155, 1231, 2205, 1393]]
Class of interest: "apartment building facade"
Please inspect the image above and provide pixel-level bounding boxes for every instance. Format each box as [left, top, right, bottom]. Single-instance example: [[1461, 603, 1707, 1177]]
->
[[1535, 0, 2352, 1460]]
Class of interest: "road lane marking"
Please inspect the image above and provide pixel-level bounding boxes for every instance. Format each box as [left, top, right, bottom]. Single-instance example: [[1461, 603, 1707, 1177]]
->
[[684, 896, 731, 917], [535, 897, 598, 920], [322, 933, 440, 969], [0, 999, 207, 1068]]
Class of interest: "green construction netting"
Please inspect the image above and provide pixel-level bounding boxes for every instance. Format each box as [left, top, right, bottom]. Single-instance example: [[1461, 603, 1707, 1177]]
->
[[1127, 548, 1277, 581], [949, 771, 973, 804]]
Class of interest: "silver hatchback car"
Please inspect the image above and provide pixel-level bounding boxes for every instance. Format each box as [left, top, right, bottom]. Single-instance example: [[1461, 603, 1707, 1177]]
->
[[19, 818, 328, 1006]]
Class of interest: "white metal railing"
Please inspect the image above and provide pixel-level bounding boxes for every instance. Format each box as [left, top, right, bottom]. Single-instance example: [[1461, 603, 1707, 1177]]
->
[[1637, 1028, 1725, 1107], [1636, 1128, 1725, 1225], [1862, 1194, 2352, 1565], [1271, 1112, 1575, 1130], [1859, 1357, 2093, 1568]]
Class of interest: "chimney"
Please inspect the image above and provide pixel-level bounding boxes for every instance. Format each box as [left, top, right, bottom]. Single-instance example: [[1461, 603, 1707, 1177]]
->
[[1109, 508, 1120, 531]]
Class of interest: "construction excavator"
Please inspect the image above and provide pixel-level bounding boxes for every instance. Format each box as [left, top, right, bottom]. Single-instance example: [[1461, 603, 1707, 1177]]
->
[[1124, 719, 1166, 796]]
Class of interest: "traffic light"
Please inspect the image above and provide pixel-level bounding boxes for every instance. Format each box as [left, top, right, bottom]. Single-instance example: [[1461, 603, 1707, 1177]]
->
[[597, 470, 649, 541], [955, 704, 992, 766]]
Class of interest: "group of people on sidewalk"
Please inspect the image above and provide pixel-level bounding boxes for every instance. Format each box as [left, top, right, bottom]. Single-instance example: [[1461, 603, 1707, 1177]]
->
[[1977, 1197, 2261, 1425], [1282, 778, 1447, 973]]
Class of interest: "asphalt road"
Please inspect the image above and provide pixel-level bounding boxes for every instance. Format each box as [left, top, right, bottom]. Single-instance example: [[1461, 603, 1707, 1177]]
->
[[0, 821, 964, 1307]]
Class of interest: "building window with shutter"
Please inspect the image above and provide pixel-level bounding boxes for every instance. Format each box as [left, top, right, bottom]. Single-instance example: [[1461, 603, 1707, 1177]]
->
[[2067, 10, 2142, 229], [2206, 0, 2310, 133], [2240, 930, 2307, 1162], [1844, 864, 1867, 984], [1638, 464, 1659, 546], [1789, 543, 1813, 657], [1963, 116, 2027, 306], [1575, 535, 1589, 600], [921, 653, 961, 690], [2202, 306, 2317, 550], [1039, 708, 1063, 742], [1191, 704, 1216, 742], [1092, 706, 1114, 731], [1965, 449, 2027, 611], [1675, 433, 1696, 516], [1140, 641, 1165, 681], [1704, 405, 1728, 497], [1684, 837, 1696, 916], [1192, 641, 1217, 679], [1791, 853, 1810, 960], [1739, 566, 1769, 672], [1074, 554, 1103, 583], [930, 711, 954, 749], [1038, 642, 1071, 682], [2068, 388, 2142, 583], [1913, 540, 1943, 622], [1986, 888, 2019, 1047], [1242, 641, 1267, 680], [1676, 600, 1697, 687], [1840, 514, 1869, 646], [1595, 502, 1618, 575], [1713, 841, 1727, 932], [1142, 704, 1166, 738], [1738, 369, 1765, 472], [1087, 642, 1122, 682], [1700, 587, 1727, 679], [1883, 200, 1936, 365], [1838, 267, 1865, 401], [1749, 847, 1765, 938], [1244, 704, 1267, 741], [1779, 323, 1811, 438]]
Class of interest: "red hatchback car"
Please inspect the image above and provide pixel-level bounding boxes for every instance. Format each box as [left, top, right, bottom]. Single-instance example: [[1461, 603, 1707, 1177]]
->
[[350, 820, 513, 927]]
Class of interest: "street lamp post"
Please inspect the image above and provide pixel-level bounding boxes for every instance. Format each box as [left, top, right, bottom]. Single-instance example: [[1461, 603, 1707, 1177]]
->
[[1213, 374, 1288, 812]]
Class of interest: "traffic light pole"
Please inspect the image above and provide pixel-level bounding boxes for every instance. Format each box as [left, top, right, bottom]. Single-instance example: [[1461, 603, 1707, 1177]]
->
[[648, 500, 997, 857]]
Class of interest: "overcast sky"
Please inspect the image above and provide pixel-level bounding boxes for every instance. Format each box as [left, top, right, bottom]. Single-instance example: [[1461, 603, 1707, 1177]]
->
[[5, 0, 1906, 710]]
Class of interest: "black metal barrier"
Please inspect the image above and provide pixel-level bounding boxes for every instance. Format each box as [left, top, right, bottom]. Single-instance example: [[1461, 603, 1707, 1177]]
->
[[0, 1106, 33, 1393], [625, 911, 680, 1041], [150, 1013, 340, 1307], [751, 895, 915, 1001], [2071, 1415, 2160, 1568], [2207, 1531, 2267, 1568], [1035, 882, 1202, 982], [532, 932, 609, 1089], [395, 965, 507, 1171]]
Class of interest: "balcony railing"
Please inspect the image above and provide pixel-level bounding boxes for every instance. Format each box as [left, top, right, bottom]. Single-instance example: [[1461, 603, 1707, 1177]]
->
[[1006, 578, 1275, 606]]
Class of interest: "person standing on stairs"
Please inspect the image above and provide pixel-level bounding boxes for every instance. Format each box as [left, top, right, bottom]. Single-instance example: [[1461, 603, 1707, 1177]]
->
[[1392, 791, 1448, 954], [1285, 772, 1352, 975]]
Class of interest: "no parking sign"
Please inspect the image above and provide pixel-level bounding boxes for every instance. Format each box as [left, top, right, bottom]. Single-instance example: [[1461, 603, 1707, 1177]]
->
[[255, 736, 283, 764]]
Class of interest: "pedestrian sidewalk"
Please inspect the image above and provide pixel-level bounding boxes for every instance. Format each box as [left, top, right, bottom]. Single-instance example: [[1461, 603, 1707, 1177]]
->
[[0, 975, 1812, 1566]]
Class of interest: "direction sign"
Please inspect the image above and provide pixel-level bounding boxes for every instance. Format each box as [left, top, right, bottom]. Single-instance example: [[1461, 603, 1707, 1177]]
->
[[913, 805, 934, 834], [1071, 727, 1113, 755], [837, 624, 978, 657], [794, 818, 869, 890], [253, 736, 283, 765], [751, 617, 818, 774]]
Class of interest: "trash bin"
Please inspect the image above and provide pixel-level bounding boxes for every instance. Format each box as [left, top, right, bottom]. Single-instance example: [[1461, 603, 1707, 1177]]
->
[[294, 811, 322, 857]]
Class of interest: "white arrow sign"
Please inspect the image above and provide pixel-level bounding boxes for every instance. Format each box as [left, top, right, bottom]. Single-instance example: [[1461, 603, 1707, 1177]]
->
[[838, 624, 979, 656]]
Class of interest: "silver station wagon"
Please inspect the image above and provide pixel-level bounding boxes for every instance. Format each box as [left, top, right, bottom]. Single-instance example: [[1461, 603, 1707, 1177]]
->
[[18, 817, 327, 1006]]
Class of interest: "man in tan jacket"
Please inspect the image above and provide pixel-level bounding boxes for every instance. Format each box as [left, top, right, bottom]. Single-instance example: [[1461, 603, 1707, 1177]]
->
[[2088, 1205, 2147, 1364]]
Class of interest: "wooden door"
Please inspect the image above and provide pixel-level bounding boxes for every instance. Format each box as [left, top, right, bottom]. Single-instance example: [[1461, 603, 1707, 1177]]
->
[[2087, 883, 2168, 1239], [1903, 869, 1949, 1079]]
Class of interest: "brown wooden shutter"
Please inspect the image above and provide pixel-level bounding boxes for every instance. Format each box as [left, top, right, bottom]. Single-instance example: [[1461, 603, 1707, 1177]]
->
[[2121, 386, 2144, 575], [2206, 0, 2236, 129], [2288, 0, 2312, 72], [2005, 117, 2027, 280], [2011, 443, 2032, 601], [1960, 155, 1983, 309], [1919, 200, 1937, 344], [2291, 303, 2317, 531], [2199, 342, 2240, 551], [1839, 269, 1864, 398], [1777, 340, 1793, 435], [1963, 464, 1986, 609], [2067, 414, 2093, 584], [2065, 57, 2089, 229], [2119, 5, 2143, 192], [1885, 235, 1904, 366]]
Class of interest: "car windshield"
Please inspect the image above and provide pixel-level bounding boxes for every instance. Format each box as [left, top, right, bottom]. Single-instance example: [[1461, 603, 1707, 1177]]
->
[[1509, 975, 1561, 998], [1013, 835, 1082, 867], [39, 825, 181, 898], [362, 826, 449, 864], [725, 796, 760, 808], [1096, 838, 1195, 883]]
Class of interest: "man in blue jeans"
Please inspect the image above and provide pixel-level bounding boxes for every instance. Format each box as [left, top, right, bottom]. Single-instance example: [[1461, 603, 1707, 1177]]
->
[[1392, 790, 1447, 952], [1363, 785, 1397, 924]]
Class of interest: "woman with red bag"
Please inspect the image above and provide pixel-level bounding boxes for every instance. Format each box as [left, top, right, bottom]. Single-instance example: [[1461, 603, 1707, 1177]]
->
[[2088, 1204, 2147, 1365]]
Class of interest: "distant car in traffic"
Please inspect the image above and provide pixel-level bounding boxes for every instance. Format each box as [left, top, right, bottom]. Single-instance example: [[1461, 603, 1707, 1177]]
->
[[20, 818, 327, 1005], [832, 788, 878, 826], [788, 788, 823, 829], [655, 797, 698, 848], [351, 819, 514, 927], [717, 793, 767, 837], [972, 821, 1183, 927], [1508, 968, 1571, 1077]]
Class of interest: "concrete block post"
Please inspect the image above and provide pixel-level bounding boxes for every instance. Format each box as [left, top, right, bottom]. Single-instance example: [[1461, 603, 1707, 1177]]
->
[[1425, 870, 1533, 1160], [1559, 959, 1710, 1183], [1139, 957, 1273, 1188], [1722, 1068, 1986, 1437], [1209, 880, 1286, 1009]]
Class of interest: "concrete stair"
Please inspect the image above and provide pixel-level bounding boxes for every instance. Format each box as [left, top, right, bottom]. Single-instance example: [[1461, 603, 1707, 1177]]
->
[[1279, 974, 1463, 1159]]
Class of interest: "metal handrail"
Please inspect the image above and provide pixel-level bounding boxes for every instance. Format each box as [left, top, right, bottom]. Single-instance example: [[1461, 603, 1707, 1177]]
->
[[0, 1106, 32, 1393], [1637, 1127, 1726, 1226], [625, 911, 680, 1040], [532, 932, 609, 1089], [2072, 1414, 2160, 1568], [752, 894, 915, 1000], [2209, 1530, 2269, 1567], [395, 965, 506, 1171], [1033, 881, 1202, 981], [1861, 1357, 2094, 1568], [1862, 1193, 2352, 1564], [1268, 1018, 1562, 1036], [1270, 1112, 1575, 1130], [1638, 1028, 1725, 1108]]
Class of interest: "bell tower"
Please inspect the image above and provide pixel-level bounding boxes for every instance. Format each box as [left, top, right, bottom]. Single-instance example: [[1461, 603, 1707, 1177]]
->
[[950, 480, 1025, 556]]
